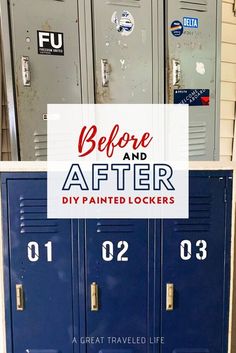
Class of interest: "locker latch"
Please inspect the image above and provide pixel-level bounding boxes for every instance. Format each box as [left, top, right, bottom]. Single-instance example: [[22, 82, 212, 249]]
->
[[172, 59, 181, 87], [16, 284, 24, 311], [21, 56, 31, 87], [166, 283, 174, 311], [91, 282, 99, 311], [101, 59, 110, 87]]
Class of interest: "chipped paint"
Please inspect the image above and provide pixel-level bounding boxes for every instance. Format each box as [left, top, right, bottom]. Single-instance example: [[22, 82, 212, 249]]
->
[[41, 20, 52, 31], [120, 59, 126, 70]]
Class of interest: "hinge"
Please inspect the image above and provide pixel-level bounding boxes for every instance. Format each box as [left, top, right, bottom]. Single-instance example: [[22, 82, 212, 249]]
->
[[224, 188, 227, 203]]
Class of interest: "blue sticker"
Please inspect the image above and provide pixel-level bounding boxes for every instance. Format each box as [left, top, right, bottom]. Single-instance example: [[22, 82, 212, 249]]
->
[[183, 17, 199, 28], [111, 10, 135, 36], [174, 89, 210, 106], [170, 20, 183, 37]]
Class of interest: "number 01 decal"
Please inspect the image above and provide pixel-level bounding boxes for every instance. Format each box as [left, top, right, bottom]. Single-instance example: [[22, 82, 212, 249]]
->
[[102, 241, 129, 262], [27, 241, 53, 262], [180, 240, 207, 261]]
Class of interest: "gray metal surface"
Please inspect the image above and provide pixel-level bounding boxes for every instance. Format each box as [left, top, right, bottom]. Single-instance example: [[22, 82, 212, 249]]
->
[[91, 0, 157, 104], [78, 0, 95, 103], [166, 0, 220, 160], [7, 0, 82, 160]]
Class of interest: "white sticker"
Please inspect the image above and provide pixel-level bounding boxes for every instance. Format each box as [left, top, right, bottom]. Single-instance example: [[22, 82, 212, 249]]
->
[[196, 62, 205, 75], [111, 10, 135, 36]]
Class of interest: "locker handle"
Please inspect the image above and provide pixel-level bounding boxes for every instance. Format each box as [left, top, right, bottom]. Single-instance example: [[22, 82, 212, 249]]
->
[[91, 282, 99, 311], [16, 284, 24, 311], [166, 283, 174, 311], [101, 59, 110, 87], [21, 56, 31, 87], [172, 59, 181, 87]]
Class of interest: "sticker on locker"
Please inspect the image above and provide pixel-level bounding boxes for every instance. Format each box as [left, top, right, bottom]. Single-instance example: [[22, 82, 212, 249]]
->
[[174, 89, 210, 106]]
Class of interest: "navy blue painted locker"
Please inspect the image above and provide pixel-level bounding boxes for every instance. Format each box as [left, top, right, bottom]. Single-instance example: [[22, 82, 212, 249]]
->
[[84, 219, 160, 353], [1, 171, 232, 353], [161, 172, 232, 353], [1, 175, 76, 353]]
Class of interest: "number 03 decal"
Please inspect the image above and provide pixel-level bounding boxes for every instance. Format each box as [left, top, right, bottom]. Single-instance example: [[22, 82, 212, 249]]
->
[[196, 240, 207, 260], [180, 240, 207, 261], [102, 241, 129, 262]]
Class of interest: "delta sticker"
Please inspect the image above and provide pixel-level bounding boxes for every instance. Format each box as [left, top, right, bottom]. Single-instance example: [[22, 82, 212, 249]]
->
[[111, 10, 135, 36], [174, 89, 210, 106], [183, 17, 199, 29], [170, 20, 183, 37]]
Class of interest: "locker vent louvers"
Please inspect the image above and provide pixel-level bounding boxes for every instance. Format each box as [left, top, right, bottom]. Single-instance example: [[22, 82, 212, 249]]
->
[[96, 220, 135, 233], [106, 0, 141, 7], [173, 350, 209, 353], [189, 122, 207, 157], [179, 0, 208, 12], [174, 195, 211, 232], [19, 198, 58, 234], [34, 132, 47, 161]]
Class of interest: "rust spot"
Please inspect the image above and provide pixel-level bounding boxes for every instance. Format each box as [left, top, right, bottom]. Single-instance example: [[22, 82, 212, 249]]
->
[[95, 80, 112, 104], [167, 57, 184, 103], [41, 20, 52, 31], [94, 64, 113, 103], [167, 57, 173, 104]]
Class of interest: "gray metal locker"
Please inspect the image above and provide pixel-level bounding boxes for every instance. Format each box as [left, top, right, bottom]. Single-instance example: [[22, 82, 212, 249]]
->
[[91, 0, 161, 104], [166, 0, 221, 160], [1, 0, 82, 160]]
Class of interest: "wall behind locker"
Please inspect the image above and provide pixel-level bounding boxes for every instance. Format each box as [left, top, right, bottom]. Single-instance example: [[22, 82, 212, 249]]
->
[[221, 0, 236, 161]]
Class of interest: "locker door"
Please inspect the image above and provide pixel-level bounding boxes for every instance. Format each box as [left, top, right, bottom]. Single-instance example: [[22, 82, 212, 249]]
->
[[161, 173, 232, 353], [92, 0, 154, 103], [166, 0, 219, 160], [8, 0, 82, 160], [5, 176, 75, 353], [85, 219, 159, 353]]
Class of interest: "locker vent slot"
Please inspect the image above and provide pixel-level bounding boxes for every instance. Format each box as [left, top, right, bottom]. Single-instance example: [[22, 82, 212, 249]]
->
[[173, 348, 210, 353], [174, 196, 211, 232], [179, 0, 208, 12], [189, 122, 206, 157], [106, 0, 141, 7], [26, 348, 59, 353], [96, 220, 135, 233], [34, 132, 47, 161], [20, 198, 58, 234]]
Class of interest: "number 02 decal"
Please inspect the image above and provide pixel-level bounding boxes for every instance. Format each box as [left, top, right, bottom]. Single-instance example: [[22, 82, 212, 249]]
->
[[102, 241, 129, 262], [180, 240, 207, 261]]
